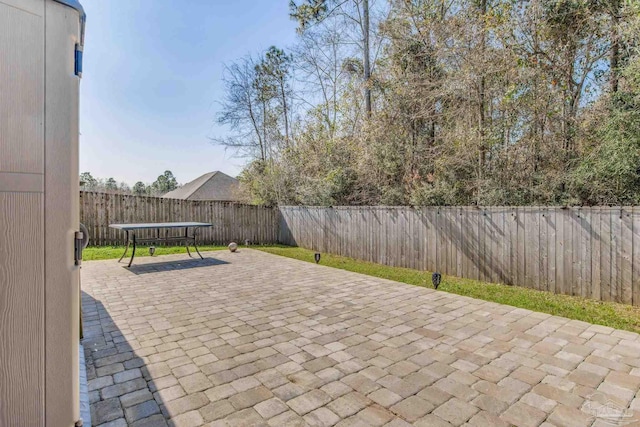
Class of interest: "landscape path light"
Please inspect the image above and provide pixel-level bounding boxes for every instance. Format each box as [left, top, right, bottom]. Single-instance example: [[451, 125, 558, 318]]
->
[[432, 272, 442, 289]]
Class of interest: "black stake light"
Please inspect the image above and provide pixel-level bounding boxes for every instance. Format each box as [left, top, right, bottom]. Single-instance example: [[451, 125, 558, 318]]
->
[[314, 253, 321, 264], [149, 246, 156, 256], [432, 272, 441, 290]]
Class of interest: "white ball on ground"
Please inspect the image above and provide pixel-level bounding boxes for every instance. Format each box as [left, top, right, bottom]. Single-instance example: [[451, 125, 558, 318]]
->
[[228, 242, 238, 252]]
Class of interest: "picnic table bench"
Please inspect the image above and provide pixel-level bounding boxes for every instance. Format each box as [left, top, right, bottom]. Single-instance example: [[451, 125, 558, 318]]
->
[[109, 222, 212, 267]]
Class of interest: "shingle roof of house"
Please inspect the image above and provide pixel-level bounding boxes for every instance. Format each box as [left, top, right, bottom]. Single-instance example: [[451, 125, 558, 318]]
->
[[162, 171, 240, 201]]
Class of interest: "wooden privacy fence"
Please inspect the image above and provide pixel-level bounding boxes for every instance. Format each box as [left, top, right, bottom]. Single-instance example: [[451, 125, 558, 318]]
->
[[80, 195, 640, 306], [80, 191, 278, 246], [279, 206, 640, 305]]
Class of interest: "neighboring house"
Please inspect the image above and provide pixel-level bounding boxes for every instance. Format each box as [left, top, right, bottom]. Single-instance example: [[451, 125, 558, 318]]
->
[[162, 171, 240, 201]]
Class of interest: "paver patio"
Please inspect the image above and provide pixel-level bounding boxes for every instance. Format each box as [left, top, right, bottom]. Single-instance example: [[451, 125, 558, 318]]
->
[[82, 249, 640, 427]]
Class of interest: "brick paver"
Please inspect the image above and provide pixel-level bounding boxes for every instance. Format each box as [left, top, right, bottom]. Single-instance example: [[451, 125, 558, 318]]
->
[[83, 250, 640, 426]]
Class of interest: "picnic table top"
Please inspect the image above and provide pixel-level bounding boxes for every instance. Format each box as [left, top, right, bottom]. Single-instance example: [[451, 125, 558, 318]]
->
[[109, 222, 212, 230]]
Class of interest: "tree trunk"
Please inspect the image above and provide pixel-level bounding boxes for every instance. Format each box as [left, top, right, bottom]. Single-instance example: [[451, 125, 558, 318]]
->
[[280, 79, 290, 147], [610, 0, 621, 94], [363, 0, 372, 117], [477, 0, 487, 203], [262, 100, 268, 161]]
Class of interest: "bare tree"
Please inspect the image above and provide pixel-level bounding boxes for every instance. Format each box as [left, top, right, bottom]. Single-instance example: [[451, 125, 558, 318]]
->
[[215, 57, 267, 161], [290, 0, 374, 116], [293, 24, 348, 139]]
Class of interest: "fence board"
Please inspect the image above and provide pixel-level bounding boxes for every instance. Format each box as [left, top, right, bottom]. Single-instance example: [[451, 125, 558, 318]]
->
[[582, 209, 592, 299], [547, 208, 556, 294], [591, 208, 601, 301], [562, 209, 573, 296], [539, 208, 548, 292], [443, 208, 452, 275], [633, 207, 640, 306], [530, 207, 540, 290], [572, 208, 581, 297], [622, 208, 633, 305], [491, 208, 498, 283], [601, 209, 612, 301], [477, 208, 485, 282], [555, 209, 564, 295], [506, 208, 516, 286], [612, 210, 621, 302], [460, 208, 471, 280], [516, 207, 525, 288]]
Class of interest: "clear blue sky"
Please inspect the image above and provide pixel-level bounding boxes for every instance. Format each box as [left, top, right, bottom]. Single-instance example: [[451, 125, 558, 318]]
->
[[79, 0, 298, 186]]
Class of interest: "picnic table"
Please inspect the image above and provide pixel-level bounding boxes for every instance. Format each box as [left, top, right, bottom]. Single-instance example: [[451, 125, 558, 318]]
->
[[109, 222, 212, 267]]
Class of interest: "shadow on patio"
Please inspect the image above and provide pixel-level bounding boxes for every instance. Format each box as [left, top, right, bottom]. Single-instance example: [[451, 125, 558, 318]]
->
[[83, 291, 171, 426], [125, 257, 229, 275]]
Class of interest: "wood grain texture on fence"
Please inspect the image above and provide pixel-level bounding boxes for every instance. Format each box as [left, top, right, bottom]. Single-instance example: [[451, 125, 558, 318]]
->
[[80, 192, 278, 246], [279, 206, 640, 305]]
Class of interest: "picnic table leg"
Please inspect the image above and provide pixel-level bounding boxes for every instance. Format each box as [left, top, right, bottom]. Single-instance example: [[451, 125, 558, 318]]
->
[[118, 230, 130, 263], [127, 233, 137, 267], [185, 227, 193, 258], [193, 227, 204, 259]]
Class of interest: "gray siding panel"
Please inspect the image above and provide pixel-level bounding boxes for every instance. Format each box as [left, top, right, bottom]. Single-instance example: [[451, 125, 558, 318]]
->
[[0, 1, 46, 425], [0, 193, 45, 426]]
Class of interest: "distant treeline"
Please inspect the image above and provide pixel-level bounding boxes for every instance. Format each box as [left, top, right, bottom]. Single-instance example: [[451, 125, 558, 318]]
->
[[79, 170, 179, 196]]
